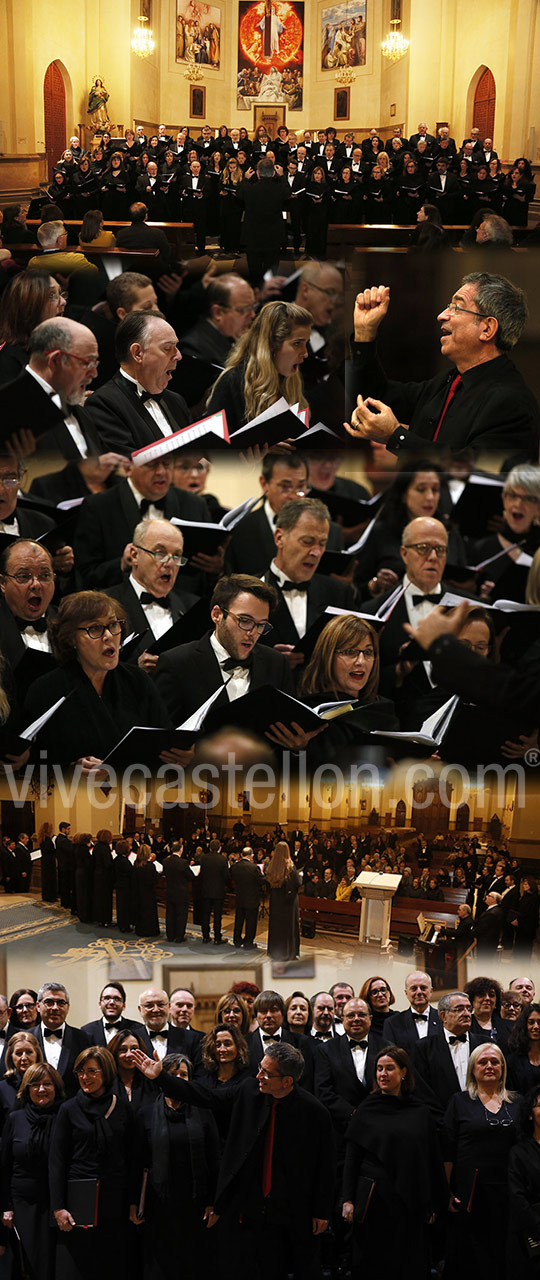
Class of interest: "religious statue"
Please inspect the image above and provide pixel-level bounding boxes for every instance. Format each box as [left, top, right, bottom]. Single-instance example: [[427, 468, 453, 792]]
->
[[258, 65, 283, 100], [257, 1, 284, 59], [87, 77, 110, 131]]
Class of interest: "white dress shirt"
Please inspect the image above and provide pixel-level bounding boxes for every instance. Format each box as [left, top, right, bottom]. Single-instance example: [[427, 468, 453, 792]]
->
[[210, 632, 252, 702], [444, 1026, 469, 1089], [127, 476, 166, 522], [129, 573, 173, 640], [270, 559, 308, 639], [41, 1026, 65, 1069], [25, 364, 88, 456], [348, 1037, 368, 1084], [121, 368, 173, 438], [409, 1005, 431, 1040]]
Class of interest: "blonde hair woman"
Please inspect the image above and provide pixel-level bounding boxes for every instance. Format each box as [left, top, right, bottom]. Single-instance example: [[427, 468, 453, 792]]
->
[[207, 300, 312, 434], [265, 839, 301, 961]]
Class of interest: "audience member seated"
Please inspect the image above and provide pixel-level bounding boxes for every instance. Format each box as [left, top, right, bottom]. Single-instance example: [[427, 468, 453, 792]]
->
[[27, 221, 99, 277], [115, 201, 172, 271]]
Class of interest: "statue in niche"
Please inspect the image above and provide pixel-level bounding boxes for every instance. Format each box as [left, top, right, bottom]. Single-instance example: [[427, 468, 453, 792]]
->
[[87, 77, 110, 131]]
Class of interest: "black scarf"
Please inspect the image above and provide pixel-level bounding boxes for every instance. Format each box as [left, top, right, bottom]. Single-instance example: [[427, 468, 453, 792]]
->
[[345, 1093, 438, 1216], [150, 1093, 206, 1201], [24, 1099, 57, 1163], [75, 1088, 117, 1158]]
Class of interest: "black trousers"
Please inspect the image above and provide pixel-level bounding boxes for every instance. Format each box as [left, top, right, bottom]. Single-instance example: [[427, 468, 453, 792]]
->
[[200, 896, 224, 941], [165, 897, 189, 943], [241, 1218, 322, 1280], [233, 905, 258, 947]]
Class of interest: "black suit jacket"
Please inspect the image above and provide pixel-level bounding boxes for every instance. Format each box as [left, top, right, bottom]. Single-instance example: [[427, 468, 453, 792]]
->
[[180, 318, 233, 367], [30, 1023, 91, 1096], [260, 569, 356, 648], [84, 371, 191, 455], [247, 1026, 314, 1092], [0, 371, 97, 450], [238, 177, 288, 253], [162, 852, 192, 900], [225, 505, 344, 576], [73, 477, 209, 589], [105, 577, 200, 658], [314, 1031, 382, 1133], [230, 857, 264, 908], [33, 409, 103, 460], [382, 1006, 442, 1053], [413, 1030, 483, 1109], [198, 850, 230, 899], [153, 630, 295, 726], [115, 222, 172, 269], [0, 598, 56, 673], [473, 904, 504, 950], [137, 1022, 199, 1060], [80, 1015, 146, 1046]]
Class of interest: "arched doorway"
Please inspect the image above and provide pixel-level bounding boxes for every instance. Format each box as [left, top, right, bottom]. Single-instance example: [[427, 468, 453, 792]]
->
[[44, 61, 67, 180], [473, 67, 495, 140], [455, 802, 470, 832]]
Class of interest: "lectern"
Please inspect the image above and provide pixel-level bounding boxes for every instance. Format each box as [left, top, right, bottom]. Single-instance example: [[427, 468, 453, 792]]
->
[[355, 872, 402, 951]]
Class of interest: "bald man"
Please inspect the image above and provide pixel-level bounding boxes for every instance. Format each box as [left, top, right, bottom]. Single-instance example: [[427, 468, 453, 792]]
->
[[105, 517, 200, 671], [137, 987, 193, 1059]]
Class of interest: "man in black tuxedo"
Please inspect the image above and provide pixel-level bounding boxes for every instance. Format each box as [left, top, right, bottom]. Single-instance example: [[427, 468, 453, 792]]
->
[[180, 159, 207, 255], [314, 998, 382, 1138], [14, 833, 32, 892], [169, 987, 205, 1060], [105, 517, 199, 670], [0, 317, 104, 459], [55, 821, 73, 909], [261, 497, 355, 664], [31, 982, 91, 1097], [230, 845, 264, 950], [198, 837, 230, 945], [238, 158, 288, 284], [136, 987, 192, 1059], [81, 981, 145, 1046], [0, 541, 57, 693], [0, 454, 74, 583], [116, 201, 172, 269], [383, 970, 441, 1052], [153, 573, 295, 727], [413, 991, 483, 1110], [409, 121, 437, 149], [472, 891, 504, 955], [162, 841, 192, 942], [73, 452, 208, 589], [0, 840, 20, 894], [180, 273, 255, 369], [346, 274, 540, 457], [84, 309, 190, 455], [427, 158, 461, 222], [79, 271, 158, 390], [226, 451, 342, 576], [247, 990, 314, 1088]]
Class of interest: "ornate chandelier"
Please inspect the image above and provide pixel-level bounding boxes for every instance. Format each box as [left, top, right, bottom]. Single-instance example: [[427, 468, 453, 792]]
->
[[335, 66, 355, 86], [381, 18, 409, 62], [131, 15, 155, 59]]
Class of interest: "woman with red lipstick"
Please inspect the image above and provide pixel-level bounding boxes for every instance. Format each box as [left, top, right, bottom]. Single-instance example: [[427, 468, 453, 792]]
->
[[206, 300, 312, 434], [472, 464, 540, 603], [22, 591, 171, 772], [299, 614, 398, 767]]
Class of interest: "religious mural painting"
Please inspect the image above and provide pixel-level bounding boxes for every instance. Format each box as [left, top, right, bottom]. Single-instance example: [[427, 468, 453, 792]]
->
[[176, 0, 221, 68], [237, 1, 304, 111], [321, 1, 366, 69]]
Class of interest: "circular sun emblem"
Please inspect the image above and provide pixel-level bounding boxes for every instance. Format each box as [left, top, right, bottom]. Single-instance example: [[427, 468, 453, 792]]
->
[[239, 2, 303, 69]]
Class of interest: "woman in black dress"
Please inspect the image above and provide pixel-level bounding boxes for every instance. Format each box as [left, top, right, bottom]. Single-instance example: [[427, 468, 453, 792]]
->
[[357, 975, 396, 1036], [464, 975, 508, 1044], [471, 464, 540, 603], [100, 151, 129, 219], [1, 1062, 64, 1280], [206, 300, 312, 434], [73, 831, 94, 923], [511, 877, 540, 956], [508, 1004, 540, 1094], [133, 1052, 219, 1280], [0, 1034, 43, 1136], [23, 591, 171, 771], [508, 1085, 540, 1279], [443, 1042, 520, 1280], [266, 840, 301, 961], [91, 827, 114, 926], [108, 1030, 157, 1112], [38, 820, 58, 902], [219, 157, 243, 253], [114, 838, 135, 932], [133, 844, 161, 937], [196, 1024, 250, 1148], [299, 614, 398, 769], [50, 1045, 134, 1280], [342, 1045, 446, 1278], [304, 165, 330, 258]]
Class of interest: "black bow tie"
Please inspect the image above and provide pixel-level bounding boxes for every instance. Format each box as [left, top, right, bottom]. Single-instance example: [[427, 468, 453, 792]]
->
[[138, 389, 165, 405], [14, 615, 48, 633], [411, 593, 441, 606], [104, 1022, 121, 1032], [349, 1039, 368, 1050], [44, 1027, 63, 1039], [150, 1031, 167, 1040], [262, 1034, 280, 1042], [449, 1034, 467, 1045], [280, 580, 310, 592], [140, 592, 172, 609], [139, 497, 167, 516], [315, 1031, 333, 1039], [412, 1013, 428, 1021], [222, 656, 252, 672]]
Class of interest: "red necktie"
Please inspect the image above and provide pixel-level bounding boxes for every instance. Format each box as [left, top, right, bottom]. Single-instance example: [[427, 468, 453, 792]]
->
[[262, 1099, 277, 1198], [432, 373, 462, 442]]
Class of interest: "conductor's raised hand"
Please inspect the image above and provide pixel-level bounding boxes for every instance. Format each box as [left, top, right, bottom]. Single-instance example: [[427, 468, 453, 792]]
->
[[353, 285, 390, 342]]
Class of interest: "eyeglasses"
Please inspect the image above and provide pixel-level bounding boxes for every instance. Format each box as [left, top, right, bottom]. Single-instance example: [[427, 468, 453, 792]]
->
[[77, 620, 123, 640], [221, 608, 273, 636], [306, 283, 342, 301], [460, 640, 491, 655], [0, 474, 22, 489], [337, 647, 375, 661], [41, 999, 68, 1008], [44, 349, 99, 370], [442, 302, 487, 319], [403, 542, 447, 558], [76, 1067, 103, 1078], [274, 482, 311, 496], [257, 1068, 281, 1079], [176, 462, 209, 474], [504, 489, 540, 506], [15, 1002, 36, 1012], [3, 570, 55, 585], [134, 545, 187, 567]]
